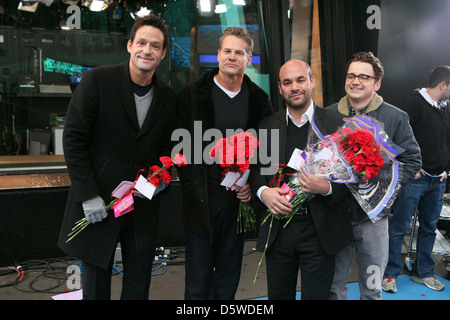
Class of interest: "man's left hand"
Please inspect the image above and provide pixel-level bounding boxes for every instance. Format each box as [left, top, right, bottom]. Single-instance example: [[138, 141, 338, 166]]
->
[[297, 167, 330, 195]]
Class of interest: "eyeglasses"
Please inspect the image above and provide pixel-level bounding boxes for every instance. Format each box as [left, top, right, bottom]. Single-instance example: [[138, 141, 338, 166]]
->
[[346, 73, 377, 83]]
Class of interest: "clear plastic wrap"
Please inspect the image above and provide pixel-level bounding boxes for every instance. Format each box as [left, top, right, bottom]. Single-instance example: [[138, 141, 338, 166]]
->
[[305, 114, 404, 221]]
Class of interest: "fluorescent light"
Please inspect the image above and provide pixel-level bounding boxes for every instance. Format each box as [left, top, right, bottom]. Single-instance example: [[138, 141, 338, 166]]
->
[[89, 0, 104, 11], [215, 4, 227, 13], [199, 0, 211, 13]]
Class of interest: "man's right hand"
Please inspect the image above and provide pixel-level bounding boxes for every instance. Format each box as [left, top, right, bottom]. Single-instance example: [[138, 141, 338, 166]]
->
[[82, 195, 107, 224], [261, 188, 293, 215]]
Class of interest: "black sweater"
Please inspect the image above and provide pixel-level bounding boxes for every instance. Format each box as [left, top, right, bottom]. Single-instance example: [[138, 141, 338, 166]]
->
[[400, 90, 450, 175]]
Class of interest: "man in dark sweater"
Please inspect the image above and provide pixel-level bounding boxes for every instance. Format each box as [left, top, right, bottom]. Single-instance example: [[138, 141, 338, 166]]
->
[[175, 27, 272, 299], [383, 65, 450, 293], [251, 59, 352, 299]]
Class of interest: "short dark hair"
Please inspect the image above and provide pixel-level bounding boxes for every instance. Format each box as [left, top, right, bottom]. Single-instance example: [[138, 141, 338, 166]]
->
[[129, 14, 168, 50], [346, 51, 384, 81], [428, 65, 450, 88], [219, 26, 254, 55]]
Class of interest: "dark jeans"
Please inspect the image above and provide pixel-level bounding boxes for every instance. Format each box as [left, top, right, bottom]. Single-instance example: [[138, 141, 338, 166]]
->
[[384, 174, 446, 279]]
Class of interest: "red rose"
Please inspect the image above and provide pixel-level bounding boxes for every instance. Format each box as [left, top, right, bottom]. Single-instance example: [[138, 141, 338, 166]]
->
[[174, 154, 187, 166], [158, 168, 172, 184], [149, 175, 160, 187], [160, 156, 174, 168], [150, 165, 161, 173]]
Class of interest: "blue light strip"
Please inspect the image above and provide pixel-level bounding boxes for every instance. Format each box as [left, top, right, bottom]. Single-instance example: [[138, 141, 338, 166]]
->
[[199, 54, 260, 64]]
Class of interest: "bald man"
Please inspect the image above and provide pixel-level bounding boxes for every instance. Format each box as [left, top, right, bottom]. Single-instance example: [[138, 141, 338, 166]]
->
[[251, 59, 353, 300]]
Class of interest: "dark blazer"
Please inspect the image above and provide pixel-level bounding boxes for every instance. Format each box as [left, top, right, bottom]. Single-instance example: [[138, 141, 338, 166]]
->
[[58, 61, 176, 269], [175, 68, 273, 239], [251, 105, 353, 256]]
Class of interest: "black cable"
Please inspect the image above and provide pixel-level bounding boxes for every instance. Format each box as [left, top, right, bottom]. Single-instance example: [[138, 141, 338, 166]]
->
[[0, 266, 24, 288], [0, 245, 255, 294], [0, 256, 78, 294]]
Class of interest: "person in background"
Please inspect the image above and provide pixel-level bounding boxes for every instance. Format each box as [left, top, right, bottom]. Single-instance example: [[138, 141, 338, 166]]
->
[[383, 65, 450, 293], [175, 26, 272, 300], [327, 51, 421, 300], [58, 14, 176, 300], [251, 59, 353, 300]]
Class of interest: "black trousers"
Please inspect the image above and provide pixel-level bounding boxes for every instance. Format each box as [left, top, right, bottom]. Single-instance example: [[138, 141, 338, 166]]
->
[[184, 196, 245, 300], [265, 214, 334, 300], [82, 214, 156, 300]]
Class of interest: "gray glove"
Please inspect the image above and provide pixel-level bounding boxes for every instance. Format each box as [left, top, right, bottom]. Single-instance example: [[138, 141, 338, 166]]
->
[[82, 195, 107, 224]]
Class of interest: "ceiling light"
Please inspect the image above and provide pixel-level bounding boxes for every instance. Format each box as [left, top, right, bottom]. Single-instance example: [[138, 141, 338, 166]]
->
[[198, 0, 216, 16], [89, 0, 104, 11], [199, 0, 211, 13], [215, 4, 227, 13]]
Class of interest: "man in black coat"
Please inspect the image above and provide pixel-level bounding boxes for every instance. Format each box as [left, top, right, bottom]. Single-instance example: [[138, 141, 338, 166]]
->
[[175, 27, 272, 299], [251, 59, 352, 300], [57, 15, 176, 300]]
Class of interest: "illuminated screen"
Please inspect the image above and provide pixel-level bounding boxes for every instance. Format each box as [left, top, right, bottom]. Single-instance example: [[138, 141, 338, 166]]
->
[[42, 58, 93, 84], [199, 54, 260, 64], [71, 66, 93, 83]]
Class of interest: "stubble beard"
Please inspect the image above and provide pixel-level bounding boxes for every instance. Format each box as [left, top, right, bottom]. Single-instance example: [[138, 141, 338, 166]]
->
[[286, 91, 310, 110]]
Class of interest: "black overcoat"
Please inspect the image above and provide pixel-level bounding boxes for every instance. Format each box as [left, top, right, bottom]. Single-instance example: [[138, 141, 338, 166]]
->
[[251, 106, 353, 256], [58, 61, 176, 269], [175, 68, 273, 239]]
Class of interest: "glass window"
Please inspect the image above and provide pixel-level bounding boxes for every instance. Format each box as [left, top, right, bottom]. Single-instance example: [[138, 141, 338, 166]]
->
[[0, 0, 271, 176]]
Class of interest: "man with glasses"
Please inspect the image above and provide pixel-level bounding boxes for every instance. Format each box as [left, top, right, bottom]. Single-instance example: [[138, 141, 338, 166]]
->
[[326, 51, 421, 299]]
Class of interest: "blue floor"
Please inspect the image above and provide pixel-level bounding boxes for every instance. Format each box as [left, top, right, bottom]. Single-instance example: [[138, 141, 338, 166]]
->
[[346, 274, 450, 300], [255, 274, 450, 300]]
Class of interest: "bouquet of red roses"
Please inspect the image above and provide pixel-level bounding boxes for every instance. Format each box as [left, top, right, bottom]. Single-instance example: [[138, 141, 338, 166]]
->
[[66, 154, 187, 242], [209, 131, 259, 233], [307, 115, 403, 221], [330, 126, 384, 181], [255, 115, 402, 283]]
